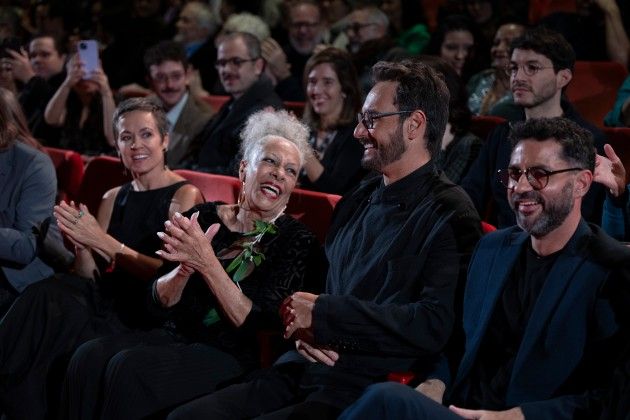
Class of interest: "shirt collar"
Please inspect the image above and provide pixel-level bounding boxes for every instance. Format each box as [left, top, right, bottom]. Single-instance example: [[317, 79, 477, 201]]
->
[[370, 160, 438, 205], [166, 92, 189, 133]]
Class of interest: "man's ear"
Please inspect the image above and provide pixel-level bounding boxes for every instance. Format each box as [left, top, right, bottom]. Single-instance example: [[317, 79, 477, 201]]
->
[[407, 110, 426, 141], [254, 57, 265, 76], [556, 68, 572, 90], [574, 169, 593, 198]]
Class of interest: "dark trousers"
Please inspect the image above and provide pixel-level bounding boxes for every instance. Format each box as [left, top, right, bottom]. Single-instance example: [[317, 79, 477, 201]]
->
[[0, 275, 126, 420], [166, 356, 372, 420], [60, 329, 244, 420], [339, 382, 463, 420]]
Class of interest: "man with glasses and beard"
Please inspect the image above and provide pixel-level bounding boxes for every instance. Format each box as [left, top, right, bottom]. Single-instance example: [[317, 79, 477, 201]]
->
[[165, 60, 482, 420], [339, 117, 630, 420], [462, 27, 606, 229]]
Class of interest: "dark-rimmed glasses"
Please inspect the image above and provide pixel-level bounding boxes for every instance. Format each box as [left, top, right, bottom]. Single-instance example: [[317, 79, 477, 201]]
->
[[504, 62, 555, 77], [497, 167, 584, 190], [357, 111, 413, 130], [214, 57, 259, 69]]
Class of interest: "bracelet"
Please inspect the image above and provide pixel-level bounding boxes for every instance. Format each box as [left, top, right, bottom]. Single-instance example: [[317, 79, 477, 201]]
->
[[106, 242, 125, 273], [119, 242, 126, 254]]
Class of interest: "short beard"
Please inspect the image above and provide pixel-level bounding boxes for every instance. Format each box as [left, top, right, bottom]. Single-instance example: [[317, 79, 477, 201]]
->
[[514, 181, 574, 238], [362, 122, 406, 172]]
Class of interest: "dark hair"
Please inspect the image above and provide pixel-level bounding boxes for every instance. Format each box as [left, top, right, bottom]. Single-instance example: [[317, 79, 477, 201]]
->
[[508, 117, 595, 171], [0, 88, 18, 150], [30, 32, 67, 55], [143, 40, 188, 72], [302, 47, 361, 129], [509, 27, 575, 72], [372, 60, 450, 157], [112, 97, 169, 139], [417, 55, 471, 136], [219, 31, 261, 59], [426, 14, 477, 55]]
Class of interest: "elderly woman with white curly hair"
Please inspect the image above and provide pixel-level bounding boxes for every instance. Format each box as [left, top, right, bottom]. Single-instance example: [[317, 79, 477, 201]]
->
[[59, 109, 324, 420]]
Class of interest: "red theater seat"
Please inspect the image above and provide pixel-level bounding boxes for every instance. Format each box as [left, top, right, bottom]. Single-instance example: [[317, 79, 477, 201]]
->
[[470, 115, 506, 141], [43, 147, 85, 203], [286, 188, 341, 244], [77, 156, 131, 215], [566, 61, 628, 128], [173, 170, 241, 203], [202, 95, 230, 113]]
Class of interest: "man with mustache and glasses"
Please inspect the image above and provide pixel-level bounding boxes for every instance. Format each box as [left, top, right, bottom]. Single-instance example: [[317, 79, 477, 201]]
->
[[462, 27, 606, 229], [165, 60, 482, 420], [339, 117, 630, 420], [143, 41, 211, 167], [184, 32, 283, 175]]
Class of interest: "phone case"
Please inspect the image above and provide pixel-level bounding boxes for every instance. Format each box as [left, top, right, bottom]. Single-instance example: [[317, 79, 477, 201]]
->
[[78, 40, 99, 78]]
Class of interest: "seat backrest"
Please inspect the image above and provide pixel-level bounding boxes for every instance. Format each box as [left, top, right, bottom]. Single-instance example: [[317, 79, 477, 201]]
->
[[603, 127, 630, 175], [77, 156, 131, 215], [283, 101, 306, 118], [470, 115, 506, 141], [202, 95, 230, 113], [173, 170, 241, 203], [286, 188, 341, 244], [566, 61, 628, 128], [43, 146, 85, 203]]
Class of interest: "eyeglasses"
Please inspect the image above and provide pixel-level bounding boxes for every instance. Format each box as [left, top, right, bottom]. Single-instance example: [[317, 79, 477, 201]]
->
[[344, 22, 377, 34], [497, 167, 583, 190], [504, 62, 555, 77], [214, 57, 259, 69], [357, 111, 413, 130]]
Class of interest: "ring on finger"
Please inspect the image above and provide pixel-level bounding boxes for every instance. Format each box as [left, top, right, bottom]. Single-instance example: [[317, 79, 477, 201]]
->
[[72, 218, 78, 225], [77, 210, 84, 219]]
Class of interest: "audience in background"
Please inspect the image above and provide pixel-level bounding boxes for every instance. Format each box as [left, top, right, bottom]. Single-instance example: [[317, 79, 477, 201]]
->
[[143, 40, 211, 167], [462, 27, 606, 227], [467, 21, 525, 115], [186, 32, 283, 175], [425, 14, 485, 82], [382, 0, 430, 55], [174, 1, 221, 94], [262, 0, 327, 101], [44, 50, 116, 154], [421, 55, 482, 184], [300, 47, 365, 194], [10, 34, 66, 145]]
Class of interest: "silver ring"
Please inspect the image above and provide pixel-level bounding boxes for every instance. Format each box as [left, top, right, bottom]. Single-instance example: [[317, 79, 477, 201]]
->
[[72, 218, 78, 225]]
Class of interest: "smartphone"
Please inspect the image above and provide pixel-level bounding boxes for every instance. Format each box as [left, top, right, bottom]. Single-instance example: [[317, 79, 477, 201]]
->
[[77, 39, 99, 79]]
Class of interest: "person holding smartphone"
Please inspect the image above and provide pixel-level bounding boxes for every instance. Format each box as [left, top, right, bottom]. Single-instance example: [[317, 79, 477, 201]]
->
[[44, 40, 116, 155]]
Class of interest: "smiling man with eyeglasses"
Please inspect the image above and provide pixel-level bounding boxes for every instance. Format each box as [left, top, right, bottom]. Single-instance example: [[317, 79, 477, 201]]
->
[[340, 116, 630, 420], [462, 27, 607, 229], [183, 32, 284, 174]]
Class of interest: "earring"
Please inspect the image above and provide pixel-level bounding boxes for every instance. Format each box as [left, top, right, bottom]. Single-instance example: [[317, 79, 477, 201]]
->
[[237, 181, 245, 206], [163, 148, 168, 169]]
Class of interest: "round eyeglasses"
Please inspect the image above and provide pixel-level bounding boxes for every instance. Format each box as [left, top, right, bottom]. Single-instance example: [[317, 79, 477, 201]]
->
[[504, 62, 555, 77], [497, 167, 584, 190]]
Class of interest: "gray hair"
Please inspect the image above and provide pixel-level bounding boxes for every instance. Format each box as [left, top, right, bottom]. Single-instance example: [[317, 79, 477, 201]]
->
[[222, 13, 270, 41], [186, 1, 220, 35], [240, 109, 311, 170], [359, 6, 389, 29]]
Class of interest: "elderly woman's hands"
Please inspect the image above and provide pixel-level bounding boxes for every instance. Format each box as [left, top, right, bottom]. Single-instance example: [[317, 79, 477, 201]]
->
[[156, 212, 221, 276], [54, 201, 104, 250]]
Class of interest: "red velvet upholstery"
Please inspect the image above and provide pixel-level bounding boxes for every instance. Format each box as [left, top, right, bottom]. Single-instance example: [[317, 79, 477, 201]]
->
[[470, 115, 506, 141], [77, 156, 131, 215], [481, 221, 497, 234], [286, 188, 341, 244], [283, 101, 306, 118], [566, 61, 628, 128], [529, 0, 576, 23], [43, 147, 85, 203], [173, 170, 241, 203]]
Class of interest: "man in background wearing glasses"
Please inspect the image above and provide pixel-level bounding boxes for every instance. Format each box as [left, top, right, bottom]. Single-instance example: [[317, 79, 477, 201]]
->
[[462, 27, 606, 229], [184, 32, 283, 175], [340, 117, 630, 420], [166, 60, 482, 420]]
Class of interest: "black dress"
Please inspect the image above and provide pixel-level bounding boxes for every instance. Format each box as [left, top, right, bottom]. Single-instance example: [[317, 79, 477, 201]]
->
[[59, 202, 324, 420], [0, 181, 187, 420]]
